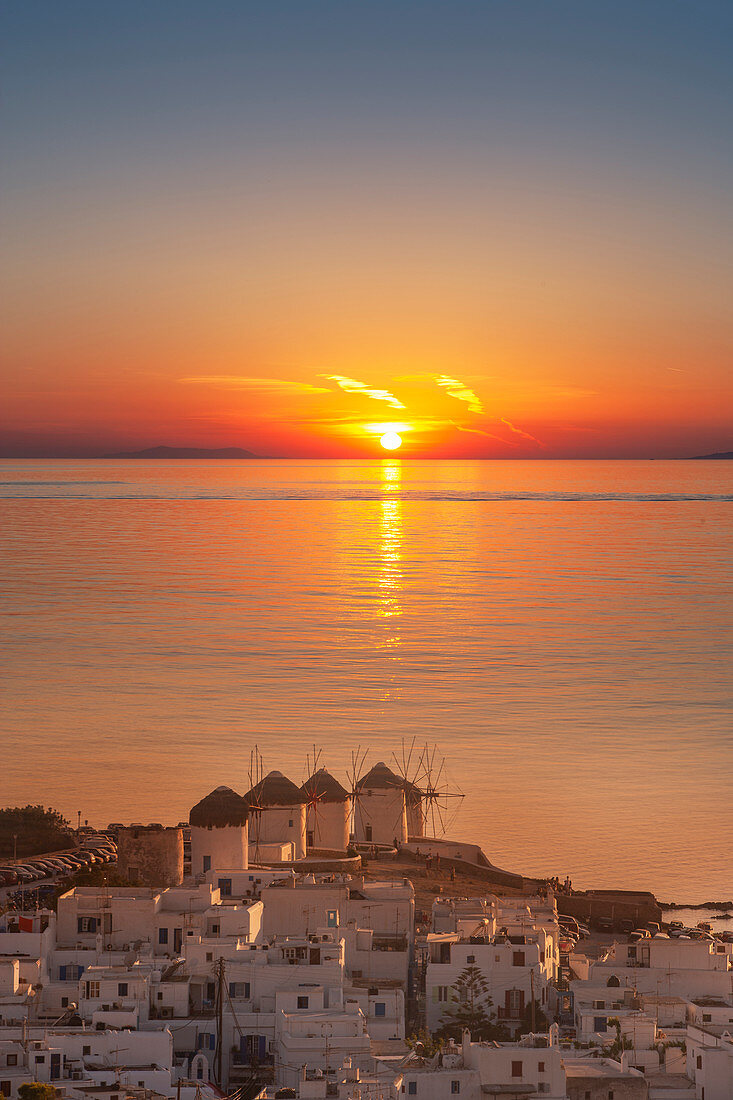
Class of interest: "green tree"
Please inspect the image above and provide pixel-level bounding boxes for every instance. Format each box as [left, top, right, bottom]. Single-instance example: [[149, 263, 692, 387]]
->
[[0, 805, 72, 859], [436, 964, 503, 1041], [19, 1084, 58, 1100], [406, 1029, 444, 1058]]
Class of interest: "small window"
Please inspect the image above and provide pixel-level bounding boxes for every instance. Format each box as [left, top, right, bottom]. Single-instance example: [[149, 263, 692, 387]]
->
[[451, 1082, 460, 1095], [288, 819, 294, 828], [513, 951, 525, 967], [1, 1084, 12, 1098], [467, 955, 475, 963], [407, 1083, 417, 1096], [6, 1057, 17, 1068], [118, 983, 128, 996], [159, 927, 169, 944], [511, 1061, 522, 1078], [206, 952, 213, 962], [697, 1055, 702, 1069], [297, 996, 309, 1009], [375, 1002, 386, 1017], [702, 1013, 711, 1022], [538, 1062, 544, 1073], [83, 1046, 91, 1056], [211, 924, 220, 934], [608, 1092, 614, 1100], [36, 1056, 46, 1064], [61, 998, 69, 1009], [202, 855, 211, 873], [157, 992, 163, 1001]]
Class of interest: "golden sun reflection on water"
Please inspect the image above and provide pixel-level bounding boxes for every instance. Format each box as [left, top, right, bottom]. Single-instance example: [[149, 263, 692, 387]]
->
[[378, 460, 403, 646]]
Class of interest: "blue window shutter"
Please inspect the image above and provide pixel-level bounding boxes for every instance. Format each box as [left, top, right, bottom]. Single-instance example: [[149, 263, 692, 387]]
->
[[258, 1036, 266, 1059], [229, 982, 236, 997], [60, 966, 67, 981], [77, 966, 84, 979], [244, 982, 250, 998], [90, 918, 97, 932], [77, 919, 83, 933]]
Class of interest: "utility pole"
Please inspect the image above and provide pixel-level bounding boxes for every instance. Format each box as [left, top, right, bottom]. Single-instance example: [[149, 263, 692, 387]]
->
[[530, 968, 536, 1033], [215, 957, 225, 1087]]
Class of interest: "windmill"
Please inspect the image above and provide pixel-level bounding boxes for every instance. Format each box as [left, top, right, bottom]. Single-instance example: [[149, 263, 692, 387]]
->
[[300, 745, 351, 852]]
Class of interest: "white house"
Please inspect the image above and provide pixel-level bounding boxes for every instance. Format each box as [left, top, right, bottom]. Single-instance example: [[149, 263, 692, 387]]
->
[[275, 1002, 372, 1089], [686, 1023, 733, 1100], [425, 914, 557, 1035]]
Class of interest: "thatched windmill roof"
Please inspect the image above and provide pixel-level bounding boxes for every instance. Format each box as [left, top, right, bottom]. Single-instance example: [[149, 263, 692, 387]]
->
[[357, 761, 422, 804], [246, 770, 305, 807], [189, 785, 249, 828], [300, 767, 350, 804]]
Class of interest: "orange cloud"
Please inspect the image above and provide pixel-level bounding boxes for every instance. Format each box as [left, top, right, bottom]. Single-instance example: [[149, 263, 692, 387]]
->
[[435, 375, 483, 414], [498, 417, 545, 447], [322, 374, 405, 409]]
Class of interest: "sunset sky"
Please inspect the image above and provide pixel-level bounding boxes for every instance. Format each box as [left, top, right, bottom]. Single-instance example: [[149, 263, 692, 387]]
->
[[2, 1, 732, 458]]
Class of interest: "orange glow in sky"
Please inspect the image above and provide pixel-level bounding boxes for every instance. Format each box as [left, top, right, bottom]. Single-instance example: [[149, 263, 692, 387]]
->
[[2, 5, 731, 460]]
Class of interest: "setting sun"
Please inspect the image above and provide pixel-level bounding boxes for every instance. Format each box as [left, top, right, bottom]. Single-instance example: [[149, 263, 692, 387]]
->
[[380, 431, 402, 451]]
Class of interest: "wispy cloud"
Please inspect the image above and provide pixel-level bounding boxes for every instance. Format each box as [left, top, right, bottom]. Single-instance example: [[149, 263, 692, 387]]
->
[[453, 422, 512, 443], [498, 417, 545, 447], [179, 375, 329, 394], [322, 375, 405, 409], [435, 375, 483, 414]]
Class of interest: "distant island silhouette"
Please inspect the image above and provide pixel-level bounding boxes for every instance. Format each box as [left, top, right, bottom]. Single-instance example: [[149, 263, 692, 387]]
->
[[691, 451, 733, 460], [103, 445, 258, 459]]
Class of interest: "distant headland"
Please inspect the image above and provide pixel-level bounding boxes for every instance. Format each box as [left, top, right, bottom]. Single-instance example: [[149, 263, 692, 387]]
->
[[103, 445, 258, 459], [691, 451, 733, 459]]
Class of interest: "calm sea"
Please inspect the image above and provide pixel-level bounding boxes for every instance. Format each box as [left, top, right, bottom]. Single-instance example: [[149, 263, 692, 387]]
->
[[1, 459, 731, 903]]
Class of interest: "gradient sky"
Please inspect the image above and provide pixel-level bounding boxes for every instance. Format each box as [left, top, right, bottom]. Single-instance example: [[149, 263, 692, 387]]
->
[[2, 1, 732, 457]]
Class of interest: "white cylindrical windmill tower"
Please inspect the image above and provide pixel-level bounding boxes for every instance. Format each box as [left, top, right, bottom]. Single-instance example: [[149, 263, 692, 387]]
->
[[300, 768, 351, 852], [353, 761, 408, 847], [245, 771, 307, 860], [189, 785, 249, 877]]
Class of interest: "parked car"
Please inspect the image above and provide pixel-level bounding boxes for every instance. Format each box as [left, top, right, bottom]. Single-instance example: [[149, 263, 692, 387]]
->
[[0, 869, 19, 885], [628, 929, 651, 942], [14, 866, 39, 882], [559, 916, 580, 934], [618, 919, 635, 934], [594, 917, 615, 933]]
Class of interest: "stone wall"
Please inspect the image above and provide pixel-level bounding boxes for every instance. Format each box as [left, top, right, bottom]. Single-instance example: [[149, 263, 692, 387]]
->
[[117, 826, 184, 888]]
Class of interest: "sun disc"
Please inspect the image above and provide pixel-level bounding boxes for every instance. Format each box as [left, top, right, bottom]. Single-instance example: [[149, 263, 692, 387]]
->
[[380, 431, 402, 450]]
